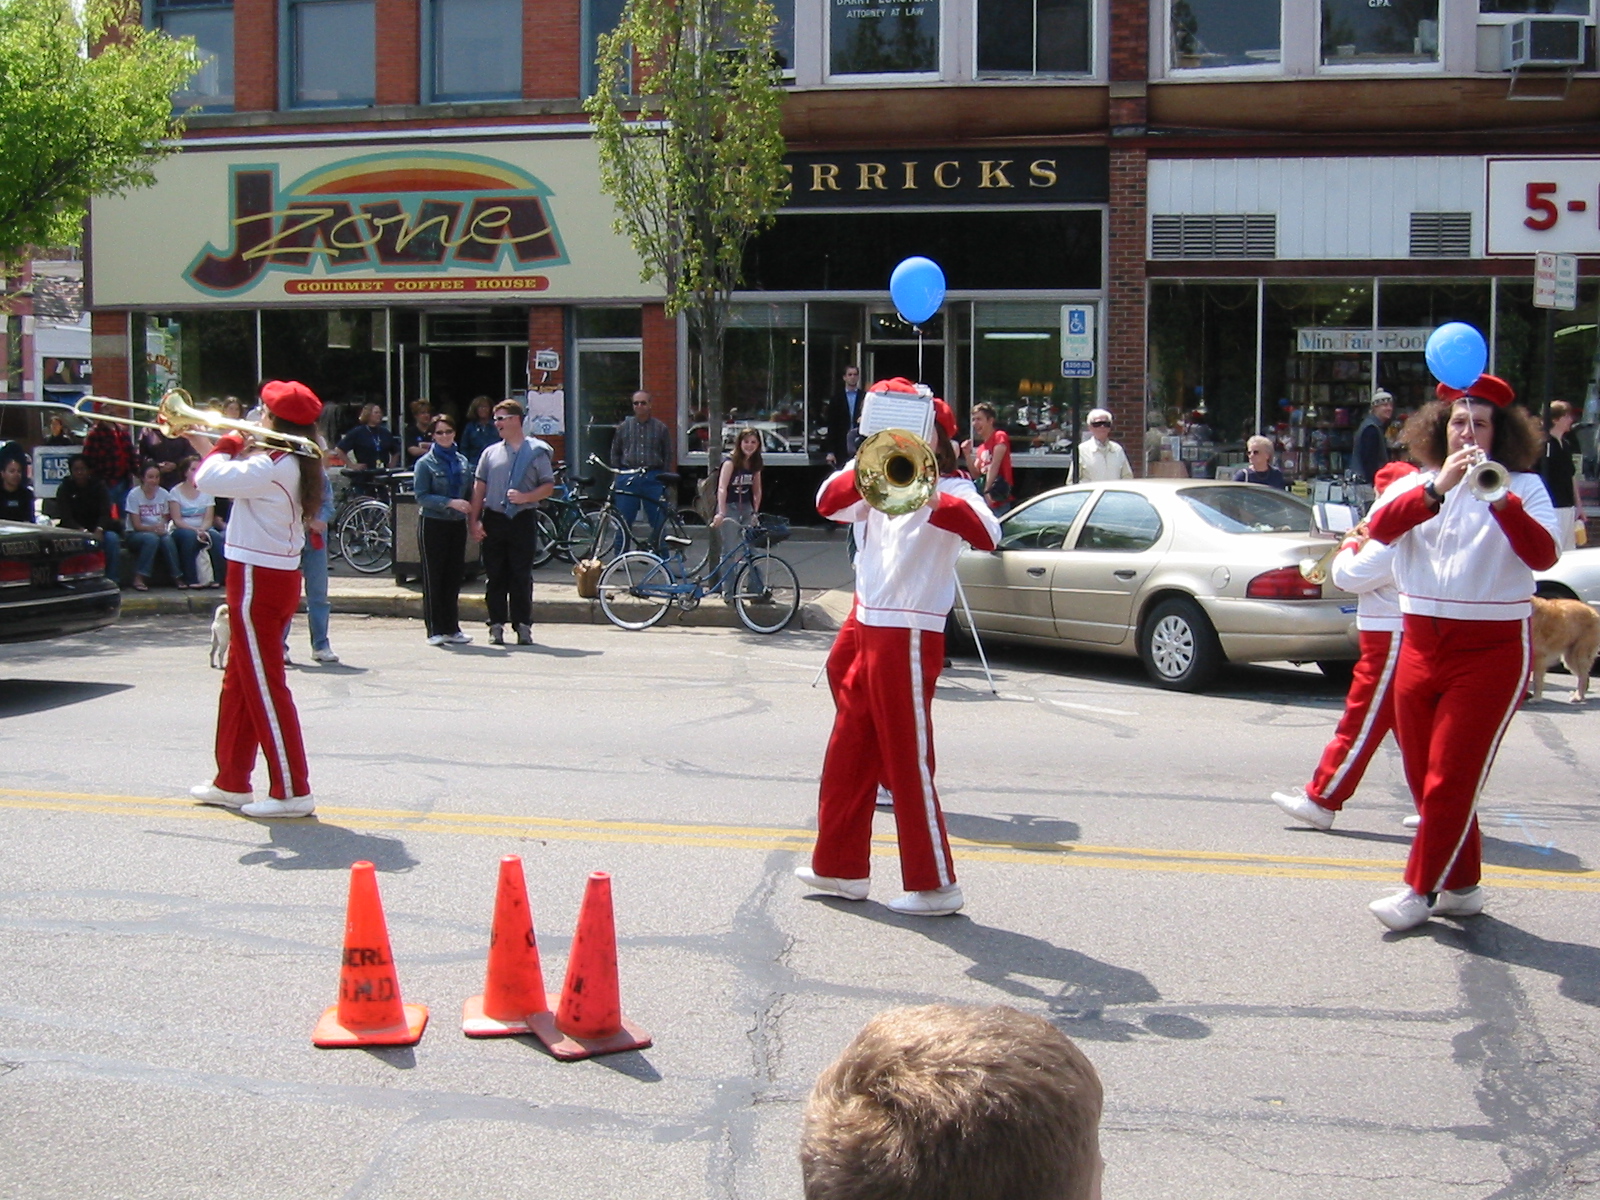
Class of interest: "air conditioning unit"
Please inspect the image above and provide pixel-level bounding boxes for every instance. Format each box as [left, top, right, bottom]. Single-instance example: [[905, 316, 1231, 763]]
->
[[1504, 17, 1585, 69]]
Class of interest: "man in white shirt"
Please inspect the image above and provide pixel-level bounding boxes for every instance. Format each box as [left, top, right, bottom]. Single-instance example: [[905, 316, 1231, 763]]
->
[[1077, 408, 1133, 482]]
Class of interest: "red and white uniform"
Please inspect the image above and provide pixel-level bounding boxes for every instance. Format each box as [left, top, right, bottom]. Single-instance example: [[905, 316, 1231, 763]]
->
[[1305, 530, 1403, 809], [196, 440, 310, 801], [810, 466, 1001, 890], [1368, 470, 1558, 894]]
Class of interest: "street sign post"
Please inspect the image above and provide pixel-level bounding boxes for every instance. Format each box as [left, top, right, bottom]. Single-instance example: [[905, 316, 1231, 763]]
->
[[1060, 304, 1096, 372], [1534, 252, 1578, 311]]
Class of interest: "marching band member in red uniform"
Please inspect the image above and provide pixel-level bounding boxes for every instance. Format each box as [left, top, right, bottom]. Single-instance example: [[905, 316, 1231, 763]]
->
[[1271, 461, 1418, 830], [798, 389, 1002, 916], [1364, 375, 1557, 931], [186, 381, 327, 819]]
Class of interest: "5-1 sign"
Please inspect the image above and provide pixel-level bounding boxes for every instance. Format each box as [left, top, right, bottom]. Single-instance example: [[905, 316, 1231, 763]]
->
[[1487, 157, 1600, 255]]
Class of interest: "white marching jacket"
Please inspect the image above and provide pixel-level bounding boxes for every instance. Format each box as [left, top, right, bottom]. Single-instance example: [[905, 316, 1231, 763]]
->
[[1329, 536, 1403, 633], [196, 448, 307, 570], [818, 466, 1001, 632]]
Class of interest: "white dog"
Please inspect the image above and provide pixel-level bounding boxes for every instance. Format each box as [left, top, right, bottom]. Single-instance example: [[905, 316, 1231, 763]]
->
[[209, 603, 230, 670]]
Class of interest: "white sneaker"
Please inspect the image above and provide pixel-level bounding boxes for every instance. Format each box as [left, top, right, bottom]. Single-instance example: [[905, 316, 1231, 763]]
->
[[241, 795, 316, 819], [794, 868, 869, 901], [190, 783, 251, 809], [312, 647, 340, 663], [444, 631, 472, 645], [427, 634, 447, 646], [1271, 789, 1336, 831], [875, 785, 894, 809], [1432, 886, 1484, 918], [1402, 814, 1422, 830], [1369, 888, 1433, 932], [886, 884, 965, 916]]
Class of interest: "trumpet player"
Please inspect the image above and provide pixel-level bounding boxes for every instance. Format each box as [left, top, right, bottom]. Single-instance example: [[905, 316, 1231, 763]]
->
[[1362, 375, 1558, 932], [798, 388, 1001, 917], [1271, 461, 1418, 831], [184, 381, 327, 819]]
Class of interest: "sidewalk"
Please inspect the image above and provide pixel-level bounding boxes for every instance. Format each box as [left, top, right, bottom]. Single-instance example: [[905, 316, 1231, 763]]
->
[[117, 526, 859, 631]]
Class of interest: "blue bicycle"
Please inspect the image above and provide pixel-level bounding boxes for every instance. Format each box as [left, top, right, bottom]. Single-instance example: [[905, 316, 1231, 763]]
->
[[596, 516, 799, 634]]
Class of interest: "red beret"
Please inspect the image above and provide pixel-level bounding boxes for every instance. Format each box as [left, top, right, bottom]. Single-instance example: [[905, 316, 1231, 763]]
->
[[932, 398, 957, 438], [260, 380, 322, 425], [1436, 374, 1514, 409], [1373, 462, 1418, 493], [870, 377, 919, 396]]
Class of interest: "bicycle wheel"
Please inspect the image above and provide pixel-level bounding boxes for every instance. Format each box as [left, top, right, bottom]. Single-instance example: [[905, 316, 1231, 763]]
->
[[598, 551, 674, 630], [586, 509, 631, 565], [733, 554, 799, 634], [339, 500, 394, 574], [660, 507, 711, 576], [531, 509, 558, 568], [558, 509, 596, 563]]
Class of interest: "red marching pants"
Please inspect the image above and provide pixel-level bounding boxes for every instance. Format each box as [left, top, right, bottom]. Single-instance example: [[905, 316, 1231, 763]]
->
[[1307, 629, 1400, 809], [215, 561, 311, 800], [813, 612, 956, 892], [1393, 614, 1529, 895]]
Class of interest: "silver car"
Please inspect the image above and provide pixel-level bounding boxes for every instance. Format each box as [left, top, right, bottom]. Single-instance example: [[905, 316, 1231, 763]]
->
[[1535, 545, 1600, 614], [955, 480, 1359, 691]]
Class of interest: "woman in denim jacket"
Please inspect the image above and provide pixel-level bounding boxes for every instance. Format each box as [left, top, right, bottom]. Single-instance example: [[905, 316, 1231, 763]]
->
[[413, 414, 475, 645]]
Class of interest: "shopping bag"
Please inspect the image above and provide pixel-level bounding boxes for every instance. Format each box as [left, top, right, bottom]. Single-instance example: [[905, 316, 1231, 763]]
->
[[573, 558, 602, 599], [194, 544, 214, 587]]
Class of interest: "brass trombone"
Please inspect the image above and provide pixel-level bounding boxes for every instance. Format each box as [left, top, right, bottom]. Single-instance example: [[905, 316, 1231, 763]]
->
[[72, 389, 323, 459], [856, 428, 937, 515]]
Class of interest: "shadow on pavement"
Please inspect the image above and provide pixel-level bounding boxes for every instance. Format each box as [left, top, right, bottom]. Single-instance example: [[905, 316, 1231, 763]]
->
[[0, 679, 131, 718], [943, 812, 1081, 848], [1426, 915, 1600, 1008], [1305, 826, 1588, 874], [237, 819, 420, 872]]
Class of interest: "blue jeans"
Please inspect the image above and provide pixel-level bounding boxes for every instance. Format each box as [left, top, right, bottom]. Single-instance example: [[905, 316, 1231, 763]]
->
[[614, 470, 667, 544], [126, 529, 179, 582], [172, 526, 226, 585], [300, 542, 331, 651], [98, 529, 121, 584]]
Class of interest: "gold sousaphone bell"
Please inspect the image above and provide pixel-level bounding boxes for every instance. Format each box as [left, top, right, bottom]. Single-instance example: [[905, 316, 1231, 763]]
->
[[72, 389, 323, 459], [856, 428, 937, 516]]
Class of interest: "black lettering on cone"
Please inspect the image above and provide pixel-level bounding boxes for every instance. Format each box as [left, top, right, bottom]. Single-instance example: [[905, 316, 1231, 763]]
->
[[343, 946, 391, 967], [341, 976, 396, 1002]]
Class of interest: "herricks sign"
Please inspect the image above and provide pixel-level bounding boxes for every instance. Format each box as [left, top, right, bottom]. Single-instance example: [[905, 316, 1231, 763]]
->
[[88, 137, 657, 307]]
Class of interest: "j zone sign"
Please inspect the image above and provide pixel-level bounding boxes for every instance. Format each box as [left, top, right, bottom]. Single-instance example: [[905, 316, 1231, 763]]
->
[[184, 150, 569, 297], [781, 148, 1109, 207]]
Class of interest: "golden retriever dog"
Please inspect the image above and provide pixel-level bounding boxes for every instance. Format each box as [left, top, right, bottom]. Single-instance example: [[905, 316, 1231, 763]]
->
[[1529, 595, 1600, 703]]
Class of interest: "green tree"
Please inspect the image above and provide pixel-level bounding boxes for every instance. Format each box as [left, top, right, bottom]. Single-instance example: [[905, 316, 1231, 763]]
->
[[585, 0, 788, 498], [0, 0, 196, 259]]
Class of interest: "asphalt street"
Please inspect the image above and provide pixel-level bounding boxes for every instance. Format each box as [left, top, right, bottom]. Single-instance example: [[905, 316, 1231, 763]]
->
[[3, 614, 1599, 1199]]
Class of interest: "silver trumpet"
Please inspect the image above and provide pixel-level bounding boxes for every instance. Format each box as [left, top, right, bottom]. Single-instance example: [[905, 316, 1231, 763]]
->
[[1464, 445, 1509, 504]]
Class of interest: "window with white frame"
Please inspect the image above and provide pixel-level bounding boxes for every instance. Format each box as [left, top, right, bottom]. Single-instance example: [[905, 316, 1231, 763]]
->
[[1320, 0, 1439, 66], [1170, 0, 1280, 70], [829, 0, 941, 77], [289, 0, 375, 106], [977, 0, 1090, 75], [772, 0, 796, 73], [431, 0, 521, 101], [1480, 0, 1588, 12], [153, 0, 234, 109]]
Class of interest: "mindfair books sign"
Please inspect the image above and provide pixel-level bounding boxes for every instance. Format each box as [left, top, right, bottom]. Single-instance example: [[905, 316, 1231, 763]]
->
[[89, 139, 657, 306]]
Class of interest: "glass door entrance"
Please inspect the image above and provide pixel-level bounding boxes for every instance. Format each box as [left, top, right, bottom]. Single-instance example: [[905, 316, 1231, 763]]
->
[[574, 344, 642, 473]]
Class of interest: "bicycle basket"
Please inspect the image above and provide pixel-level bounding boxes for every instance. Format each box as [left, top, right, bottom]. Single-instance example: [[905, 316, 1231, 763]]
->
[[750, 514, 791, 547]]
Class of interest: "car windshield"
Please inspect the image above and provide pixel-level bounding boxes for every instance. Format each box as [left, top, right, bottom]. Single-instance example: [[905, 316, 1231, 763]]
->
[[1180, 487, 1313, 534]]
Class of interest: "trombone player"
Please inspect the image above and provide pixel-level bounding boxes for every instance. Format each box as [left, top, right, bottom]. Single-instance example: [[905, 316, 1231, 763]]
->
[[796, 382, 1001, 917]]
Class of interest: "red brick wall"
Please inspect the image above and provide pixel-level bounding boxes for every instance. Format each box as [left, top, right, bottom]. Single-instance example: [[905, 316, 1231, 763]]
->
[[1107, 144, 1147, 469], [376, 0, 421, 106], [641, 304, 678, 463], [1109, 0, 1149, 81], [91, 311, 130, 402], [234, 0, 278, 111], [528, 0, 581, 98]]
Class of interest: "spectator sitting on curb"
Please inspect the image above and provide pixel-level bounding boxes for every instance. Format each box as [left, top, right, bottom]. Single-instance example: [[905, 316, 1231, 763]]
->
[[800, 1003, 1104, 1200], [54, 454, 120, 579]]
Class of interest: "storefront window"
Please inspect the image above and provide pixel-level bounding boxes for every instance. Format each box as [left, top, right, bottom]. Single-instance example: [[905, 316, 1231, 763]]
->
[[155, 0, 234, 110], [290, 0, 376, 106], [805, 303, 860, 460], [720, 304, 807, 458], [132, 312, 258, 409], [972, 302, 1085, 463], [431, 0, 521, 101], [261, 311, 387, 436], [1170, 0, 1280, 69], [1320, 0, 1438, 66], [1263, 281, 1373, 482], [1495, 280, 1600, 423], [977, 0, 1090, 76], [1376, 280, 1491, 430], [1147, 282, 1258, 477], [829, 0, 941, 76]]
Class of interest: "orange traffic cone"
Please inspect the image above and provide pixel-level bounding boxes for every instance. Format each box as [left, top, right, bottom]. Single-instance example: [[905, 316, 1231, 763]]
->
[[527, 871, 652, 1061], [312, 860, 429, 1048], [462, 855, 549, 1037]]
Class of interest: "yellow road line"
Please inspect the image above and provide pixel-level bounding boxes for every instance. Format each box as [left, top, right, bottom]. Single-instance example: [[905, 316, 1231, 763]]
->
[[1, 787, 1595, 892]]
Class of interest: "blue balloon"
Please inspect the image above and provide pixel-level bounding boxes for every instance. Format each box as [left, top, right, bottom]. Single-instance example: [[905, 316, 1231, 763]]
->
[[1424, 322, 1488, 391], [890, 256, 946, 325]]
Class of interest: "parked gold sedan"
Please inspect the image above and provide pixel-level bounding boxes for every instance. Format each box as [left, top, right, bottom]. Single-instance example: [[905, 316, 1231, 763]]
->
[[954, 480, 1359, 691]]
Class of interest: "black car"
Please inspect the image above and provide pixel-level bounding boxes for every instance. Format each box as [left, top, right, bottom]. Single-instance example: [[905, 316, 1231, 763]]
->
[[0, 520, 121, 643]]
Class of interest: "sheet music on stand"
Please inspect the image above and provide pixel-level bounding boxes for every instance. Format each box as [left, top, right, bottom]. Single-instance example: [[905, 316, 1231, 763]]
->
[[1313, 502, 1358, 535], [858, 386, 934, 444]]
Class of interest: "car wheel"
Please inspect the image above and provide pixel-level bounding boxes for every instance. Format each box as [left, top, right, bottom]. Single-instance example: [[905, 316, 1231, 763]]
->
[[1138, 596, 1223, 692], [1317, 660, 1356, 689], [1535, 581, 1579, 602]]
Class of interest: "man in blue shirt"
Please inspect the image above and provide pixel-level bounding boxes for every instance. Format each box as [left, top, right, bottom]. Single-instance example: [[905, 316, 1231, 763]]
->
[[470, 400, 555, 645]]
